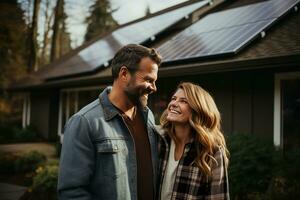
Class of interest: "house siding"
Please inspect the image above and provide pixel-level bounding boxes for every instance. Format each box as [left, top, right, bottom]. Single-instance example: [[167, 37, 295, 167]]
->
[[30, 90, 59, 140], [154, 69, 274, 138]]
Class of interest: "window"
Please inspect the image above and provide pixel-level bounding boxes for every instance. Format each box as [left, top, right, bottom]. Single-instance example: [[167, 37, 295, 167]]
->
[[274, 72, 300, 150], [22, 93, 30, 128], [58, 87, 103, 137], [282, 79, 300, 151]]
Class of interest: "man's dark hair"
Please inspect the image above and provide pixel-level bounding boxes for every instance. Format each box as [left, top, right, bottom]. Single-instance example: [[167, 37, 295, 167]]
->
[[111, 44, 162, 79]]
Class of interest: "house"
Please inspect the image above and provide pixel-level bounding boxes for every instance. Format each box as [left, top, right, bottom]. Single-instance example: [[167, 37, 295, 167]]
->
[[11, 0, 300, 150]]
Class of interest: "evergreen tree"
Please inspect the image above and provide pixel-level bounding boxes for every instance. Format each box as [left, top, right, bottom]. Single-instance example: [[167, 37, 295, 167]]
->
[[50, 0, 72, 62], [0, 0, 27, 88], [85, 0, 117, 42], [145, 4, 151, 16], [40, 0, 54, 66], [28, 0, 41, 72], [59, 16, 72, 57], [0, 0, 28, 125]]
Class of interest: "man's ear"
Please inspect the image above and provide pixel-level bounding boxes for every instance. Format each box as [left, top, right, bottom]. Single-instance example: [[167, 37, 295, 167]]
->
[[119, 66, 130, 80]]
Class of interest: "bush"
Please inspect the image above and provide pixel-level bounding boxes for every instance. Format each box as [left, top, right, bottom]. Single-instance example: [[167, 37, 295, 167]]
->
[[13, 125, 38, 142], [21, 162, 58, 200], [263, 150, 300, 200], [0, 151, 16, 174], [0, 125, 15, 143], [227, 134, 277, 200], [32, 164, 58, 191], [15, 151, 47, 172], [0, 125, 40, 143], [55, 141, 62, 158]]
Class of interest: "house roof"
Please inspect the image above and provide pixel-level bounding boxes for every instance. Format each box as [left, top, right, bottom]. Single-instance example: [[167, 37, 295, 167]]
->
[[34, 0, 211, 81], [158, 0, 300, 63], [10, 0, 223, 91], [158, 0, 300, 77], [10, 0, 300, 91]]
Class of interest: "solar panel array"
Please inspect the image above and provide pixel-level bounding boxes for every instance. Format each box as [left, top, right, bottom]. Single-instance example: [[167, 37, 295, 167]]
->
[[41, 0, 209, 80], [158, 0, 300, 62]]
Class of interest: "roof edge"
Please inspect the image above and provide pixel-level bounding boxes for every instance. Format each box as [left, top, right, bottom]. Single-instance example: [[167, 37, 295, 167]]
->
[[159, 53, 300, 77]]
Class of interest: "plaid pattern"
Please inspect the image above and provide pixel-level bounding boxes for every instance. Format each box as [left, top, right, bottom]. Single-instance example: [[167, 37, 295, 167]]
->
[[157, 133, 230, 200]]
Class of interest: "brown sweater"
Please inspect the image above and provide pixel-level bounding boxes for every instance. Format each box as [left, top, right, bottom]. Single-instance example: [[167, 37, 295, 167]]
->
[[120, 109, 154, 200]]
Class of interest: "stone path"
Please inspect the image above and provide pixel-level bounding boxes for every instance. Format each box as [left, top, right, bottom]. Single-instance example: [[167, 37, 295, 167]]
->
[[0, 142, 56, 158], [0, 183, 27, 200], [0, 142, 57, 199]]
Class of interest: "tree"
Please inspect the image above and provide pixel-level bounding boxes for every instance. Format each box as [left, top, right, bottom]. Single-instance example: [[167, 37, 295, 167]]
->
[[0, 0, 27, 88], [84, 0, 117, 42], [0, 0, 28, 125], [39, 0, 54, 66], [50, 0, 71, 62], [145, 3, 151, 17], [58, 18, 72, 57], [28, 0, 41, 72]]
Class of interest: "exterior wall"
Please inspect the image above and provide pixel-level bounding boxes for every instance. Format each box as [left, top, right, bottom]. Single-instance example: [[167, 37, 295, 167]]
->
[[30, 90, 59, 140], [48, 90, 59, 141], [22, 93, 31, 128], [274, 70, 300, 150], [153, 69, 274, 138], [252, 71, 274, 138], [58, 87, 103, 139], [27, 66, 298, 145]]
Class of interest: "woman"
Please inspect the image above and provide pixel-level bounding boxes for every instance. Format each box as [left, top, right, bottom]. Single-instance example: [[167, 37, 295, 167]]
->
[[158, 82, 230, 200]]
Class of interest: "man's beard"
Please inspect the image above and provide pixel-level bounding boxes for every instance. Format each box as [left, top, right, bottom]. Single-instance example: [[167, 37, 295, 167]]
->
[[125, 88, 148, 107], [139, 94, 148, 107]]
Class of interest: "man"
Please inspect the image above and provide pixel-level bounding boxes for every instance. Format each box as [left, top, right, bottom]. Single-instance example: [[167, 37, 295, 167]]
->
[[58, 44, 162, 200]]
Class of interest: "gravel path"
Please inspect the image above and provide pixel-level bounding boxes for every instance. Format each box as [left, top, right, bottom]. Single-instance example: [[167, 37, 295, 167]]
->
[[0, 142, 56, 159], [0, 183, 27, 200]]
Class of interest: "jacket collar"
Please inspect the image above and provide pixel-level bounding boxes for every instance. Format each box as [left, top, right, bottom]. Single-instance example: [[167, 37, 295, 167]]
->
[[99, 86, 150, 122], [99, 87, 119, 121]]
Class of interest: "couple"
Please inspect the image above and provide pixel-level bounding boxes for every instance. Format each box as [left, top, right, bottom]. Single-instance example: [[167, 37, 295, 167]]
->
[[58, 44, 230, 200]]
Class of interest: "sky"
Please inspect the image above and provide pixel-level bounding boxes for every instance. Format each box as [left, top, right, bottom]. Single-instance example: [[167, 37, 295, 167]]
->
[[19, 0, 188, 48], [65, 0, 188, 47]]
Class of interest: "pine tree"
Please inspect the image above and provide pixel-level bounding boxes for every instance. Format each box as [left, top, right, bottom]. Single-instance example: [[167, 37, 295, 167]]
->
[[0, 0, 27, 88], [145, 4, 151, 16], [85, 0, 117, 42], [0, 0, 28, 125], [40, 0, 54, 66], [50, 0, 72, 62], [28, 0, 41, 72]]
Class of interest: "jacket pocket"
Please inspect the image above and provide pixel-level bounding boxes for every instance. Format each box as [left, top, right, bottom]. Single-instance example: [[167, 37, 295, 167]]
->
[[96, 139, 126, 178]]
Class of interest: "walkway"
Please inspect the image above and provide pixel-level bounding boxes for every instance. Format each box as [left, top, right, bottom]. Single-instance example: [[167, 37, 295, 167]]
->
[[0, 142, 56, 158], [0, 142, 57, 200], [0, 183, 27, 200]]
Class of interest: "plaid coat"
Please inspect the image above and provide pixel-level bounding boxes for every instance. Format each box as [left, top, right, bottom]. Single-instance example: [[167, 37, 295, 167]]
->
[[157, 133, 230, 200]]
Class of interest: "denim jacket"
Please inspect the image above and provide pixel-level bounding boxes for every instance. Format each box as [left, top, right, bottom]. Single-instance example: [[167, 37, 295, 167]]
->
[[58, 87, 158, 200]]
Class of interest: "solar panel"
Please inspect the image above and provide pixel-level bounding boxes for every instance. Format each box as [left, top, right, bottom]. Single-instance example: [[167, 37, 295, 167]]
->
[[42, 0, 209, 80], [158, 0, 300, 62]]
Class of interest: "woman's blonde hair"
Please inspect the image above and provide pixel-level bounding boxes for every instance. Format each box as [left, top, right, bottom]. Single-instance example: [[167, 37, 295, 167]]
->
[[160, 82, 229, 178]]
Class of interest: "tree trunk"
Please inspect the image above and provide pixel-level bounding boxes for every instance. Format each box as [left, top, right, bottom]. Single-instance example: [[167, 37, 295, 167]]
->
[[50, 0, 64, 62], [40, 0, 54, 66], [28, 0, 40, 72]]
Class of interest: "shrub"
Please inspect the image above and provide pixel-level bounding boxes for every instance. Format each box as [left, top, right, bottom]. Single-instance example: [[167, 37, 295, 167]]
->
[[15, 151, 47, 172], [0, 125, 40, 143], [55, 141, 62, 158], [21, 162, 59, 200], [227, 134, 277, 200], [13, 125, 38, 142], [263, 150, 300, 200], [0, 151, 16, 174], [0, 125, 15, 143], [32, 164, 58, 191]]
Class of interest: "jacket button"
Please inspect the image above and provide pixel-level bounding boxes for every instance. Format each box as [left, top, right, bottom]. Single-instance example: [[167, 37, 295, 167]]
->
[[113, 144, 118, 150]]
